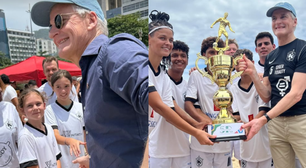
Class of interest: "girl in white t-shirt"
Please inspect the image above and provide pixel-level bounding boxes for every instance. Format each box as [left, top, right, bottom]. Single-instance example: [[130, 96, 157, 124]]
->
[[44, 70, 86, 168], [148, 10, 216, 168], [18, 89, 61, 168], [0, 87, 23, 168]]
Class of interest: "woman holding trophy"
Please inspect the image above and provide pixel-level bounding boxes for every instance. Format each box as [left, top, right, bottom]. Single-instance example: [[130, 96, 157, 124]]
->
[[148, 10, 215, 168]]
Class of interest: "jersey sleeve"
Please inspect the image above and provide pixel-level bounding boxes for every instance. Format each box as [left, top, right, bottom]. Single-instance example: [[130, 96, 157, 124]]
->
[[295, 44, 306, 73], [230, 85, 239, 113], [5, 86, 17, 101], [148, 74, 156, 93], [258, 97, 271, 112], [185, 72, 198, 103], [18, 134, 38, 168], [44, 105, 58, 129], [49, 125, 62, 160], [13, 107, 23, 141]]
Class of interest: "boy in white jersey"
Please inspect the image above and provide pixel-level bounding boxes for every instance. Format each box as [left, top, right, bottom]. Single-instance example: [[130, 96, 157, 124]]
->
[[232, 49, 273, 168], [185, 37, 232, 168], [254, 32, 276, 75]]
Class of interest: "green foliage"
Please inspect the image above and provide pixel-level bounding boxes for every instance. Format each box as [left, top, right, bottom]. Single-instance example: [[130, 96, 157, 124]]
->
[[107, 13, 148, 46], [0, 52, 12, 69]]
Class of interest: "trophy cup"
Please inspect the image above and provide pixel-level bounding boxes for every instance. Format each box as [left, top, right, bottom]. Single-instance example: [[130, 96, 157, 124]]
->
[[195, 12, 246, 142]]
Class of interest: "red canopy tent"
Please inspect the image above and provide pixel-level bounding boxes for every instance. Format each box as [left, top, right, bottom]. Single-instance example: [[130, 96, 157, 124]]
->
[[0, 56, 81, 87]]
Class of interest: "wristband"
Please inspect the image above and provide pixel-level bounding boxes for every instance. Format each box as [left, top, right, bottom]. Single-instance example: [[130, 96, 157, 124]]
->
[[263, 113, 271, 122]]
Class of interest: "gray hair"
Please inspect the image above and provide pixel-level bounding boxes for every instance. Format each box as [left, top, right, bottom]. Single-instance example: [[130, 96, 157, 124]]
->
[[72, 5, 109, 36]]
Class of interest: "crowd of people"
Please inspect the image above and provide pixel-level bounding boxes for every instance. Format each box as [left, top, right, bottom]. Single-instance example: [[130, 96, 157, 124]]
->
[[1, 0, 306, 168]]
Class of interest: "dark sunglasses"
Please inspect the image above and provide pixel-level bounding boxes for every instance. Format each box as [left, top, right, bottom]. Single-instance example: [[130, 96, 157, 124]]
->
[[49, 13, 76, 31]]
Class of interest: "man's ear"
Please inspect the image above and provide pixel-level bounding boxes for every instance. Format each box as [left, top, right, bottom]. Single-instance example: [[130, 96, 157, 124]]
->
[[87, 11, 98, 30]]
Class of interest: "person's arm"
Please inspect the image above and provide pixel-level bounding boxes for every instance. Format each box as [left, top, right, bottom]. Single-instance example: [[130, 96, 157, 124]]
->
[[53, 129, 86, 157], [210, 18, 220, 28], [72, 155, 90, 168], [149, 91, 215, 145], [173, 100, 202, 128], [239, 55, 271, 102], [242, 72, 306, 140], [185, 100, 212, 125], [57, 160, 61, 168]]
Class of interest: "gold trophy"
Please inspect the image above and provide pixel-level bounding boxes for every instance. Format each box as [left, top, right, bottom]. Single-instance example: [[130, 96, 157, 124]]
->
[[195, 12, 246, 142]]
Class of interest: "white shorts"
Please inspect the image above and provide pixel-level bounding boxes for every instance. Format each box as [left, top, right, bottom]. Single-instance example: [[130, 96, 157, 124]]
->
[[231, 140, 241, 160], [149, 155, 191, 168], [241, 158, 274, 168], [191, 149, 232, 168]]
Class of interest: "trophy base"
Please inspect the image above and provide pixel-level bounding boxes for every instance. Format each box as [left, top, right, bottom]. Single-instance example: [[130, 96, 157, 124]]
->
[[207, 123, 246, 142]]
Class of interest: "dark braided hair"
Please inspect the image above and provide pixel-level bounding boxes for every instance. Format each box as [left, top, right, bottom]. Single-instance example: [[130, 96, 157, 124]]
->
[[149, 10, 173, 36], [149, 10, 173, 70]]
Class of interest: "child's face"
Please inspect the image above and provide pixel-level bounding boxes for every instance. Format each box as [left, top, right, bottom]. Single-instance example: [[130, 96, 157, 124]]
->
[[22, 93, 45, 121], [53, 77, 72, 102]]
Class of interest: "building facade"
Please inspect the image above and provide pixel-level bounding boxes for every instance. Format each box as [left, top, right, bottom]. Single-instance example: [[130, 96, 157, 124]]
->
[[7, 29, 36, 63], [122, 0, 148, 18], [99, 0, 148, 19], [0, 10, 10, 59], [36, 38, 58, 56]]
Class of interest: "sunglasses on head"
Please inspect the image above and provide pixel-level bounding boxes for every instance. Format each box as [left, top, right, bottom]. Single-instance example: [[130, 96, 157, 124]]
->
[[49, 13, 76, 31]]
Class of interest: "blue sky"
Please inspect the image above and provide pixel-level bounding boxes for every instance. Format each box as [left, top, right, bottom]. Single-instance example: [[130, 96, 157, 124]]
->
[[149, 0, 306, 80]]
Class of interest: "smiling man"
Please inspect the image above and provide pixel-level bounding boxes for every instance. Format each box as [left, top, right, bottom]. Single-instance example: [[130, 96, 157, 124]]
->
[[31, 0, 148, 168], [240, 2, 306, 168]]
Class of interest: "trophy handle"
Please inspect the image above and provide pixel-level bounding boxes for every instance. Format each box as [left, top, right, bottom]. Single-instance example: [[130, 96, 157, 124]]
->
[[230, 54, 244, 84], [195, 53, 214, 84]]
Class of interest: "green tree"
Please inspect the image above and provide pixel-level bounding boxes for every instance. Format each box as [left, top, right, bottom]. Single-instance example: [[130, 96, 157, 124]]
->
[[107, 13, 148, 46], [0, 52, 12, 69]]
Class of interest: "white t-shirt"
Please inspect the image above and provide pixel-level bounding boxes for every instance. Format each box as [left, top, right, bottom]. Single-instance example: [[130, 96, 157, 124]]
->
[[255, 61, 265, 74], [149, 65, 190, 158], [18, 123, 61, 168], [186, 69, 231, 153], [148, 66, 171, 134], [0, 101, 23, 168], [45, 101, 85, 168], [37, 82, 78, 106], [231, 80, 272, 162], [2, 85, 17, 103]]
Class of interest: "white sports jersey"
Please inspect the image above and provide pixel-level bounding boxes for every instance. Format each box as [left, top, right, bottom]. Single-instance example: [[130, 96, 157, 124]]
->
[[45, 101, 85, 168], [0, 102, 23, 168], [149, 64, 190, 158], [2, 85, 17, 103], [186, 69, 231, 153], [148, 65, 171, 134], [231, 80, 272, 162], [18, 123, 61, 168], [255, 61, 264, 74], [37, 82, 78, 106]]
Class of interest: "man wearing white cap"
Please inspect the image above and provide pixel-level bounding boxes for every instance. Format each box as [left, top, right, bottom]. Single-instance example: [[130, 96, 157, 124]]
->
[[31, 0, 148, 168], [239, 2, 306, 168]]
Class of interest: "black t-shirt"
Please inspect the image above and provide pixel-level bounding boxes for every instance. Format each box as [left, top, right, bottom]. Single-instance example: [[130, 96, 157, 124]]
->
[[264, 38, 306, 116]]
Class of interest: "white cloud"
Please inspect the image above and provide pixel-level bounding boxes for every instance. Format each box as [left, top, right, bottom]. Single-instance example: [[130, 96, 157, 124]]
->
[[149, 0, 305, 80]]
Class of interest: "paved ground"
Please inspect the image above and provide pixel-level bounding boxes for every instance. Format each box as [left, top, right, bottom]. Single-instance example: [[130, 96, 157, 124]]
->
[[232, 157, 240, 168]]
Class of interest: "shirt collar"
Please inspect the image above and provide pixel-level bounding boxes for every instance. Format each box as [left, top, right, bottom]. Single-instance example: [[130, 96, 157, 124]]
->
[[81, 34, 109, 57]]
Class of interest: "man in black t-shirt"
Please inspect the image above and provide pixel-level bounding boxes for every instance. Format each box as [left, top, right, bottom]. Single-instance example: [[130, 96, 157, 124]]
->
[[239, 2, 306, 168]]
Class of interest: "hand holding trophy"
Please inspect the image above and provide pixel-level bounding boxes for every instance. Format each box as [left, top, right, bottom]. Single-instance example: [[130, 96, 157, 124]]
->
[[196, 13, 246, 142]]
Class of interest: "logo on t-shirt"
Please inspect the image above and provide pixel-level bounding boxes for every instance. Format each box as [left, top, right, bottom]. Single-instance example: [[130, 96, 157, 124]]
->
[[0, 141, 13, 167], [45, 160, 57, 168], [196, 155, 203, 167], [5, 120, 13, 130], [276, 78, 289, 97], [286, 49, 296, 61]]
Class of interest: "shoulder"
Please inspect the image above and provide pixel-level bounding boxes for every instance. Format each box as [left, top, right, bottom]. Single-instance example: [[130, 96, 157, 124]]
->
[[37, 83, 47, 92]]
